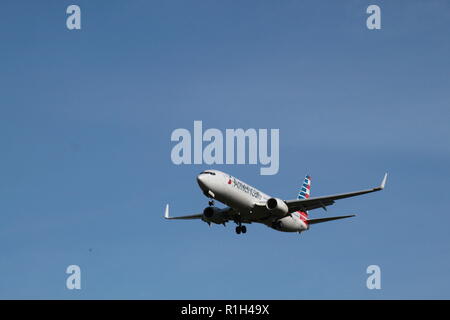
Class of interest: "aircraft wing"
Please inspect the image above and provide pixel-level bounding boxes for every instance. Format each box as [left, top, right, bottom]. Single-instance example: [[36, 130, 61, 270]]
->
[[163, 204, 203, 220], [285, 173, 387, 213], [307, 215, 355, 225]]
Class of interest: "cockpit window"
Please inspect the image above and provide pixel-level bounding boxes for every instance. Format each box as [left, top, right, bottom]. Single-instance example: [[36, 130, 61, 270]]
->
[[200, 171, 216, 175]]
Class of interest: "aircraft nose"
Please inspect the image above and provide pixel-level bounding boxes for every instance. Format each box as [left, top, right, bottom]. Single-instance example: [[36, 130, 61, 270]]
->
[[197, 174, 207, 190]]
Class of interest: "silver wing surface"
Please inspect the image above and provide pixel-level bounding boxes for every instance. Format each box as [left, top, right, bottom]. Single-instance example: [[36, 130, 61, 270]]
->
[[285, 173, 387, 213], [164, 204, 203, 220]]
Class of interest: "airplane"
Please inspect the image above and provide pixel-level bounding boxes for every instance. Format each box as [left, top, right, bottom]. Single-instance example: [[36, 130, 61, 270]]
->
[[164, 170, 387, 235]]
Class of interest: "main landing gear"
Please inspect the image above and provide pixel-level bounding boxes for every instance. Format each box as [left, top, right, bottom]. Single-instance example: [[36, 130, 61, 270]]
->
[[234, 215, 247, 235], [235, 218, 247, 234], [235, 225, 247, 234]]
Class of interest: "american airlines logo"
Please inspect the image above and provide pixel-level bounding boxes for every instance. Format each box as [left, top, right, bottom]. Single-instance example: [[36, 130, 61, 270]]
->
[[170, 121, 280, 175], [232, 178, 263, 200]]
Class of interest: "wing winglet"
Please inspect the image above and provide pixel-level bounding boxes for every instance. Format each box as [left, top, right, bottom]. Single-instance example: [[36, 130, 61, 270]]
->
[[380, 173, 388, 190], [374, 172, 388, 191], [164, 204, 170, 219]]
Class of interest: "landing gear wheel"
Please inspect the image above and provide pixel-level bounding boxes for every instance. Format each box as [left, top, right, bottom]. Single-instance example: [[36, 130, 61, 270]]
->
[[241, 226, 247, 234], [235, 226, 241, 234]]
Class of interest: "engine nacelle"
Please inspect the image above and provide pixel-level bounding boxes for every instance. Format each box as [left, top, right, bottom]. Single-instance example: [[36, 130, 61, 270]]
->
[[266, 197, 289, 216], [202, 206, 227, 224]]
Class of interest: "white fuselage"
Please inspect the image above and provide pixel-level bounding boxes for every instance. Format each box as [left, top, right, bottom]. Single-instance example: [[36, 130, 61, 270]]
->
[[197, 170, 308, 233]]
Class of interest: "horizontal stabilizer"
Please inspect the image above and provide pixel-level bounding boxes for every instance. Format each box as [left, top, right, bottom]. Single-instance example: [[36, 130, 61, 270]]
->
[[307, 215, 356, 225]]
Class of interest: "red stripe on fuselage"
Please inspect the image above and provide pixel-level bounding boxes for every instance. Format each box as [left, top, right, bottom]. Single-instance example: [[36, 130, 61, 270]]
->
[[297, 211, 309, 224]]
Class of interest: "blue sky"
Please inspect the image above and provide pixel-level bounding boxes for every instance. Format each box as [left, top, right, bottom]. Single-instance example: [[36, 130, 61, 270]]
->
[[1, 0, 450, 299]]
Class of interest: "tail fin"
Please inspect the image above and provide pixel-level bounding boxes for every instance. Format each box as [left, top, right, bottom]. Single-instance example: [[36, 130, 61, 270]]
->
[[297, 175, 311, 222], [297, 175, 311, 199]]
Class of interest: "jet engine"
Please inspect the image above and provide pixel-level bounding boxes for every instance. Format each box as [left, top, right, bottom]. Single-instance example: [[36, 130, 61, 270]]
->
[[266, 197, 289, 216], [202, 206, 227, 224]]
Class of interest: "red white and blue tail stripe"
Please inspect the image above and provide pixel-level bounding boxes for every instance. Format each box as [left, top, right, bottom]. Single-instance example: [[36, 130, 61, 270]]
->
[[298, 175, 311, 200], [297, 175, 311, 224]]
